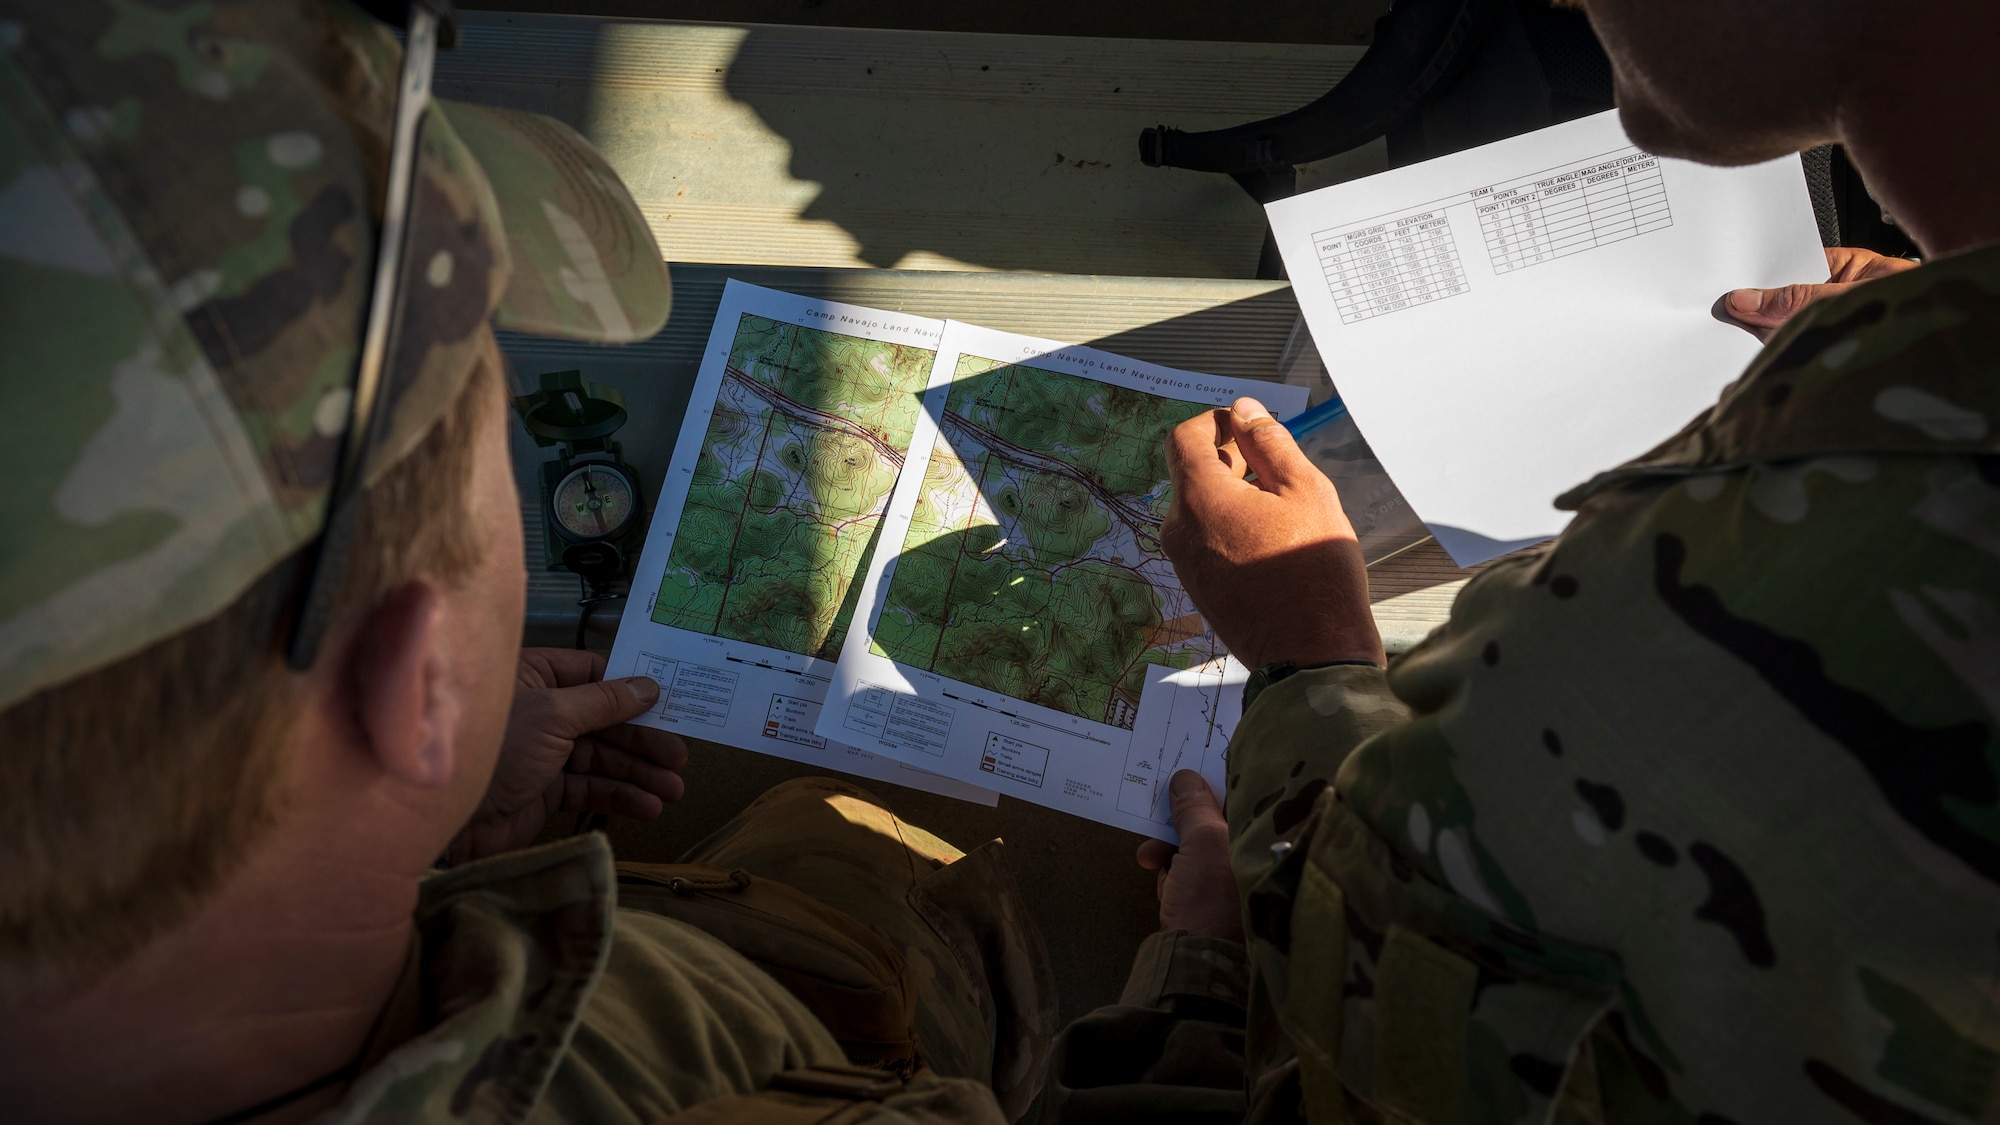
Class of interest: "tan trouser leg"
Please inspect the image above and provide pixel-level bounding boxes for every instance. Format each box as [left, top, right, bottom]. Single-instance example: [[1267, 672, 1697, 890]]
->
[[678, 777, 1057, 1121]]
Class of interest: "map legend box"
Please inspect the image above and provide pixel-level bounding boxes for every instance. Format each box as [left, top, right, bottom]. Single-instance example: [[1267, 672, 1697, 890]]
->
[[632, 653, 740, 727], [763, 693, 829, 750], [843, 683, 954, 756], [980, 732, 1050, 788]]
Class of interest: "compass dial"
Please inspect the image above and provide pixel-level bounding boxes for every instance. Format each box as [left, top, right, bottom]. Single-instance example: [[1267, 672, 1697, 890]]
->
[[552, 463, 638, 541]]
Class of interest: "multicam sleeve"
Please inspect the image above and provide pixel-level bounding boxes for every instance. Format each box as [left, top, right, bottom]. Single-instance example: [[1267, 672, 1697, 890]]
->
[[1219, 571, 1639, 1125], [1223, 441, 2000, 1124], [1029, 668, 1409, 1124], [1220, 663, 1418, 1118], [1223, 664, 1410, 902], [1061, 249, 2000, 1125]]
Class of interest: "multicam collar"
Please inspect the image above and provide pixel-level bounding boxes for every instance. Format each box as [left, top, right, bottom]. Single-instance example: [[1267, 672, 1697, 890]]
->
[[309, 834, 616, 1125]]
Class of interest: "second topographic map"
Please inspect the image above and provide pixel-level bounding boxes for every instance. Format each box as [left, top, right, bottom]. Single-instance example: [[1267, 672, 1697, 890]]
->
[[871, 354, 1221, 730], [651, 313, 934, 661]]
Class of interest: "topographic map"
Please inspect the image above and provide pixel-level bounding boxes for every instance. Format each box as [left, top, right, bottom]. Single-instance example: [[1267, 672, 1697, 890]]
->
[[651, 313, 934, 660], [872, 354, 1222, 730]]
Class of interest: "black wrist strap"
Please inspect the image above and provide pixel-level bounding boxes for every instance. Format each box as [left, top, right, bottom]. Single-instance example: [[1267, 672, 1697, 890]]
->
[[1243, 658, 1379, 711]]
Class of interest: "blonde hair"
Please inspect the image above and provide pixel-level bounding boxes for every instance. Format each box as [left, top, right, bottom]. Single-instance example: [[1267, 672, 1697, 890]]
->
[[0, 335, 503, 986]]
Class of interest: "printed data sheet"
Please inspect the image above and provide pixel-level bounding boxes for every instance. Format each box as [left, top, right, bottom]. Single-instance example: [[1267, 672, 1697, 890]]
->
[[816, 320, 1304, 839], [1266, 110, 1828, 565], [605, 281, 995, 805]]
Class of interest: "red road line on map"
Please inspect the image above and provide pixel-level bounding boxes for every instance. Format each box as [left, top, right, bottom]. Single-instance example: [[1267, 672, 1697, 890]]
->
[[724, 366, 906, 469], [937, 412, 1163, 553]]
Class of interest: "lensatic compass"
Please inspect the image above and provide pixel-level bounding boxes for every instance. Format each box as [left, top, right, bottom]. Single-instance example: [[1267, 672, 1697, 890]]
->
[[514, 370, 646, 643]]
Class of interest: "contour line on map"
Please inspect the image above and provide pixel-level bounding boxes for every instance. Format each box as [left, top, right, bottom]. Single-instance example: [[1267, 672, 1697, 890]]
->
[[872, 354, 1224, 729], [652, 313, 935, 661]]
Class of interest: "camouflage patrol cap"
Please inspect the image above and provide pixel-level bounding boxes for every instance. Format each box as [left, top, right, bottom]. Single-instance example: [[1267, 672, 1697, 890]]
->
[[0, 0, 671, 711]]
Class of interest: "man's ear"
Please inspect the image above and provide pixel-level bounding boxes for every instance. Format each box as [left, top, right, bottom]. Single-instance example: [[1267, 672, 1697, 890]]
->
[[351, 581, 462, 789]]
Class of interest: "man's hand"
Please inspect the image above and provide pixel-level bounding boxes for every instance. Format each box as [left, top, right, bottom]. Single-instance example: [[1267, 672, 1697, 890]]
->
[[1135, 771, 1243, 942], [445, 648, 688, 864], [1723, 246, 1919, 341], [1160, 398, 1382, 671]]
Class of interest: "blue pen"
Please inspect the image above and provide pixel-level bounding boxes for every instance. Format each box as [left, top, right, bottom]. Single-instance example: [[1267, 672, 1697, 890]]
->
[[1280, 395, 1347, 440]]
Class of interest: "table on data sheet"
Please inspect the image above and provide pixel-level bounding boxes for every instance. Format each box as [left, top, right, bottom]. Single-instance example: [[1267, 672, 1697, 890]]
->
[[1475, 151, 1671, 273], [1309, 147, 1675, 326], [1313, 211, 1470, 325]]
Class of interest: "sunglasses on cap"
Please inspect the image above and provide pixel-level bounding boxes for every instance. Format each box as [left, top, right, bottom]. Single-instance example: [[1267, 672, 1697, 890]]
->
[[282, 0, 461, 668]]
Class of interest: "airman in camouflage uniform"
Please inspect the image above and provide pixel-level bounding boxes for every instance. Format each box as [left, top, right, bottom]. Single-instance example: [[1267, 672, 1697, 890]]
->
[[0, 2, 1049, 1121], [1043, 245, 2000, 1125], [1220, 240, 2000, 1123], [1041, 0, 2000, 1115]]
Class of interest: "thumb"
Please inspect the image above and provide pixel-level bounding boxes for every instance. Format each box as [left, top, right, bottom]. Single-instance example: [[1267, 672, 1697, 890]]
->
[[1724, 282, 1840, 329], [1168, 770, 1227, 844], [541, 675, 660, 739], [1228, 398, 1318, 495]]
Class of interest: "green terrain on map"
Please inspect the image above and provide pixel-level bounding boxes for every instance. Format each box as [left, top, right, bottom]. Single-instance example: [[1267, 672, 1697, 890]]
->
[[652, 314, 934, 660], [872, 355, 1215, 729]]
